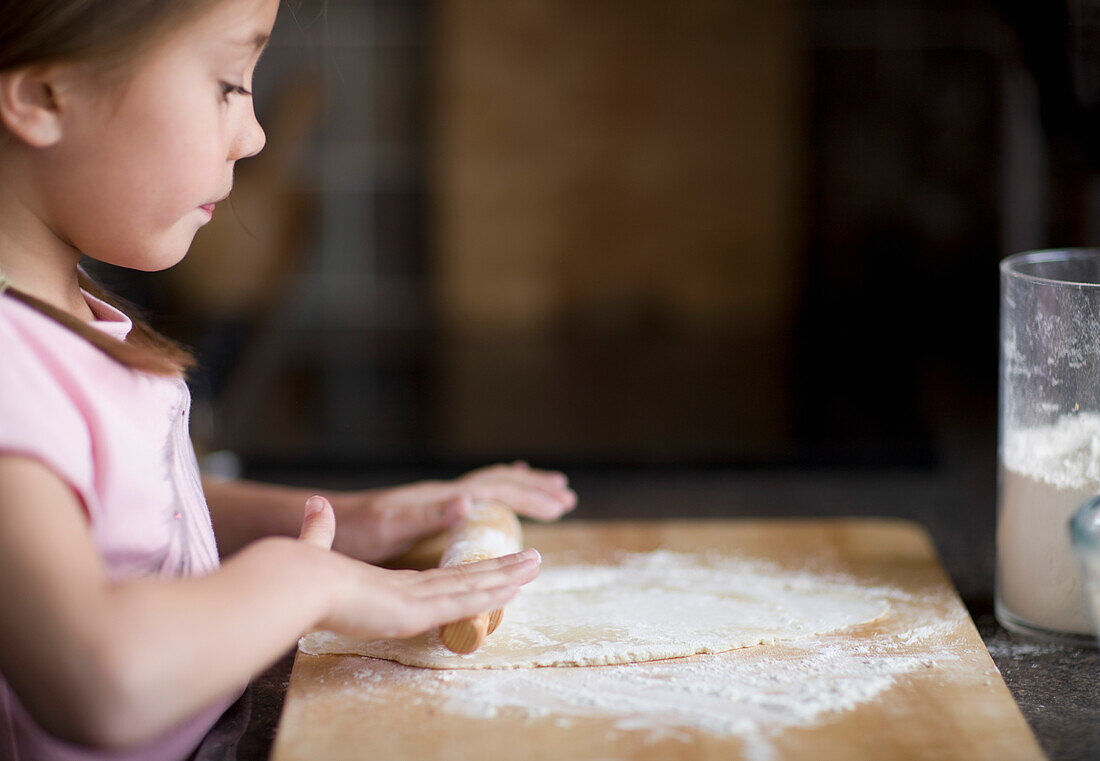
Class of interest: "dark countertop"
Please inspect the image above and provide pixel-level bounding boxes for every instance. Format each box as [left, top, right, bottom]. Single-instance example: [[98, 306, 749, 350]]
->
[[978, 615, 1100, 760], [228, 464, 1100, 760]]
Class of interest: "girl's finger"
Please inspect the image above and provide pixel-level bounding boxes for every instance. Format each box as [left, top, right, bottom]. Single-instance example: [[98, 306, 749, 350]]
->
[[467, 480, 575, 520], [479, 462, 569, 492], [514, 464, 570, 491], [399, 584, 524, 638], [502, 475, 576, 511], [297, 495, 336, 549], [435, 548, 542, 575], [412, 550, 541, 594]]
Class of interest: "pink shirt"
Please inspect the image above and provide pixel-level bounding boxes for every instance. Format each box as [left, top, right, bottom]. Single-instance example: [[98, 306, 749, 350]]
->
[[0, 291, 238, 761]]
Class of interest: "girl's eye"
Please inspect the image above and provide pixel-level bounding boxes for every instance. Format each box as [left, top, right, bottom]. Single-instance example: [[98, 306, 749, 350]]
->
[[219, 82, 252, 101]]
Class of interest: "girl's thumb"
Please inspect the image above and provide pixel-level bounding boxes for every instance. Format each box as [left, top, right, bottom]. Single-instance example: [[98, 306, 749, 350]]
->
[[298, 495, 336, 549]]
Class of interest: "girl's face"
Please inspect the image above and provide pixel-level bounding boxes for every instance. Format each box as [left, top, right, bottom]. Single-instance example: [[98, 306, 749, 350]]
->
[[38, 0, 279, 272]]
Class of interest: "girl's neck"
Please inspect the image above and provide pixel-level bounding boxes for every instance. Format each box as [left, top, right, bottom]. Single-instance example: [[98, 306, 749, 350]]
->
[[0, 169, 93, 322]]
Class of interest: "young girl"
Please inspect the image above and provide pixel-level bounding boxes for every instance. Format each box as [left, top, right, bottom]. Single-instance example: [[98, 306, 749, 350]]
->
[[0, 1, 575, 758]]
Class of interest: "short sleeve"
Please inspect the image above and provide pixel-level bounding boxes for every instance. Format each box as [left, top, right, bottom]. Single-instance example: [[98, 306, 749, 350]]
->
[[0, 311, 95, 516]]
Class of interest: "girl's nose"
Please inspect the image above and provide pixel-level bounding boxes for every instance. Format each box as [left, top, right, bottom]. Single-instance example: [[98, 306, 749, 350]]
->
[[231, 106, 266, 160]]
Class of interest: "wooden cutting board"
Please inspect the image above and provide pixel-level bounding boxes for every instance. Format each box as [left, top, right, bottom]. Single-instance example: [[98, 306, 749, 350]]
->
[[270, 519, 1044, 761]]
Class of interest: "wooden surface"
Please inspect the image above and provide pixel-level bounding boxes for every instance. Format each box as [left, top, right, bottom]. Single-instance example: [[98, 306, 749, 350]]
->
[[270, 519, 1045, 761]]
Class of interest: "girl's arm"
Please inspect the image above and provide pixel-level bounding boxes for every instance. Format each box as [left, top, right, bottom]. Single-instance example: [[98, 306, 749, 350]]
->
[[204, 462, 576, 561], [0, 455, 539, 750]]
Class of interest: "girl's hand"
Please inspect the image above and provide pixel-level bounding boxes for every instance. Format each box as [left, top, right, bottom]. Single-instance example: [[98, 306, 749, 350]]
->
[[330, 462, 576, 563], [298, 496, 541, 639]]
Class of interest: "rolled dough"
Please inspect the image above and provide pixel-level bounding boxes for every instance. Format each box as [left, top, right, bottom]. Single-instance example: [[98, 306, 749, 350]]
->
[[299, 550, 890, 669]]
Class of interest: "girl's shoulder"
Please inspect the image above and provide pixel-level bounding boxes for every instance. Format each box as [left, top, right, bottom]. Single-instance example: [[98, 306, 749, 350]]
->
[[0, 291, 156, 450], [0, 293, 182, 519], [0, 295, 100, 507], [0, 291, 137, 382], [0, 293, 183, 420], [0, 293, 83, 387], [0, 288, 131, 348], [0, 291, 86, 356]]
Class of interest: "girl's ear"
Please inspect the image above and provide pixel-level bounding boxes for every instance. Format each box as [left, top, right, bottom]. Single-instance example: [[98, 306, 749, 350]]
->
[[0, 68, 65, 148]]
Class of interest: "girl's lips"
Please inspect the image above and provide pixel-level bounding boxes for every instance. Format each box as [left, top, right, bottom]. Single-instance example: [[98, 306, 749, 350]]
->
[[199, 203, 216, 216]]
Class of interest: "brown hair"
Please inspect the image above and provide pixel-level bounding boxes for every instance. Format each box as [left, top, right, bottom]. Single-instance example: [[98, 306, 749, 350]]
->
[[0, 0, 230, 376], [0, 0, 224, 73], [5, 273, 196, 375]]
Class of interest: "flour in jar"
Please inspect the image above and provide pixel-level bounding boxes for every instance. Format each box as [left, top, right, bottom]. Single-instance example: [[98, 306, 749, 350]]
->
[[998, 412, 1100, 635]]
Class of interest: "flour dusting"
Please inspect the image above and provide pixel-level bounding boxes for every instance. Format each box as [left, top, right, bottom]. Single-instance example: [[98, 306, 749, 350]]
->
[[440, 501, 522, 566], [440, 524, 520, 566], [304, 549, 970, 761], [327, 630, 955, 761], [302, 551, 892, 669]]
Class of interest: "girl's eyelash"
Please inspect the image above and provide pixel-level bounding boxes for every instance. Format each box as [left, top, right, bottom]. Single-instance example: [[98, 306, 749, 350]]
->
[[219, 82, 252, 98]]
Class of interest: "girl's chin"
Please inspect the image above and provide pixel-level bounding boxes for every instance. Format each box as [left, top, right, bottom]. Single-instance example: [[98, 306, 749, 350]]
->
[[78, 224, 200, 272], [159, 248, 195, 272], [153, 230, 202, 271], [96, 246, 194, 273]]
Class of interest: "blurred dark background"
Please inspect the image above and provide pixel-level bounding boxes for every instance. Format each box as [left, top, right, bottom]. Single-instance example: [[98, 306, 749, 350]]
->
[[85, 0, 1100, 601]]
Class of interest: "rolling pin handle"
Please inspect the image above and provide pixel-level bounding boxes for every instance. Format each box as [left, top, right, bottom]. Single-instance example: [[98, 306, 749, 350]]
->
[[487, 607, 504, 635], [437, 500, 523, 655], [440, 613, 489, 655]]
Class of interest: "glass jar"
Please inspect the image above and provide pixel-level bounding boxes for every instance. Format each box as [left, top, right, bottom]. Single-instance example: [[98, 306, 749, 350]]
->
[[997, 248, 1100, 644]]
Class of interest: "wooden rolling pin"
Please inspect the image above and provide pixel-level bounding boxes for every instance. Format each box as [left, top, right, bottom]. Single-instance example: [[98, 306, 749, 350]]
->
[[438, 500, 522, 654]]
